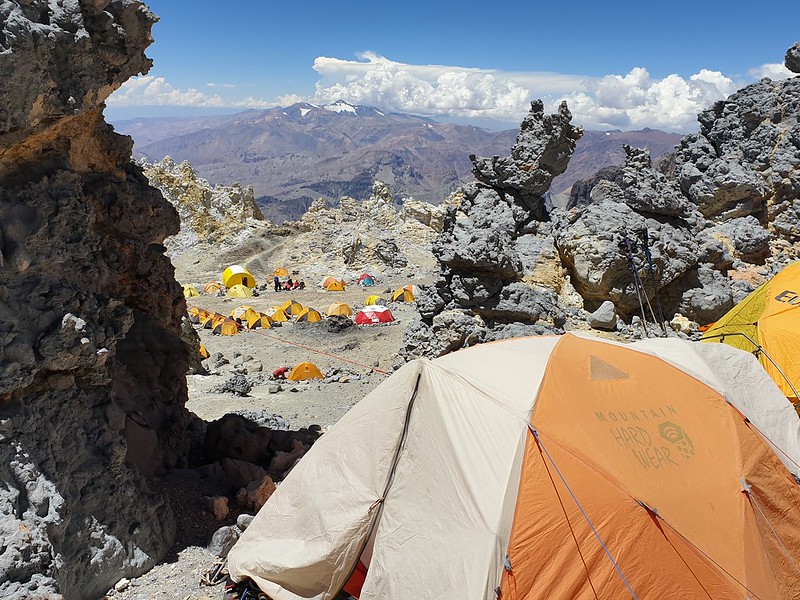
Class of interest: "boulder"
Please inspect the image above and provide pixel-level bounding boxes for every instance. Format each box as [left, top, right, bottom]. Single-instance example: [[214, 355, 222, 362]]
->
[[589, 301, 618, 331]]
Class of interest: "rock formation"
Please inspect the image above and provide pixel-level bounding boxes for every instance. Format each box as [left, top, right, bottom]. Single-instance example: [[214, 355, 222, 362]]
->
[[296, 180, 445, 273], [142, 157, 266, 258], [787, 43, 800, 74], [0, 2, 190, 597], [405, 43, 800, 358], [403, 101, 583, 358]]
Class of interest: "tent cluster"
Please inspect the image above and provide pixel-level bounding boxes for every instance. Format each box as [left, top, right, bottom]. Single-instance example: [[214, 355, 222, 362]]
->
[[228, 332, 800, 599], [187, 307, 242, 336]]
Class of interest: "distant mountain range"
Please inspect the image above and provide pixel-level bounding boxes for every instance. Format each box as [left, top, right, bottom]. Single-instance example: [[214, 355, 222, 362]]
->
[[112, 101, 683, 222]]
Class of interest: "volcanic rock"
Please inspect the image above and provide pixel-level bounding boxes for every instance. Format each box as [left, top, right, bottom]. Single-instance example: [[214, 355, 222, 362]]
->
[[0, 2, 188, 597], [786, 42, 800, 73]]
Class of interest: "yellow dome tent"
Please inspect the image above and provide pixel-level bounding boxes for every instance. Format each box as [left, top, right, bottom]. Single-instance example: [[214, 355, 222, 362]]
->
[[201, 312, 221, 329], [296, 307, 322, 323], [230, 305, 256, 320], [279, 299, 304, 316], [266, 308, 289, 322], [226, 284, 254, 299], [391, 287, 415, 302], [365, 295, 386, 306], [246, 313, 273, 330], [212, 318, 241, 336], [222, 265, 255, 289], [191, 309, 212, 325], [183, 285, 199, 298], [287, 362, 324, 381], [326, 303, 353, 317], [701, 261, 800, 402], [326, 281, 345, 292]]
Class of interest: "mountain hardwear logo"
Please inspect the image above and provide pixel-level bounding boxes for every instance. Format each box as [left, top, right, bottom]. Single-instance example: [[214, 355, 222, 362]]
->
[[658, 421, 695, 460]]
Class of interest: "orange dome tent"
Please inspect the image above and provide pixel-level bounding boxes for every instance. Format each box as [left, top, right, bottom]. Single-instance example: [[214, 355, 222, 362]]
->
[[203, 281, 223, 295], [228, 333, 800, 600], [200, 312, 221, 329], [287, 362, 324, 381], [246, 312, 272, 330], [701, 261, 800, 402], [230, 305, 256, 320], [273, 267, 289, 278], [326, 281, 345, 292], [212, 318, 240, 336], [266, 308, 289, 322]]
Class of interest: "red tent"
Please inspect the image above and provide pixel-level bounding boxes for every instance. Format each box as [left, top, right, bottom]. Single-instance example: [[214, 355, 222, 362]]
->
[[357, 273, 376, 287], [354, 306, 395, 325]]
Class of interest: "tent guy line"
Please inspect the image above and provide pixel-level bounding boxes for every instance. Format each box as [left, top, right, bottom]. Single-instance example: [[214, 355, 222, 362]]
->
[[248, 328, 391, 375], [531, 425, 640, 600]]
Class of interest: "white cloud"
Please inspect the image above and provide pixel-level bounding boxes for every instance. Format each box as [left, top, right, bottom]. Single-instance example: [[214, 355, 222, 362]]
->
[[553, 68, 737, 132], [110, 55, 780, 133], [206, 82, 238, 88], [108, 76, 274, 108], [309, 53, 745, 132], [747, 62, 793, 81], [311, 53, 545, 121]]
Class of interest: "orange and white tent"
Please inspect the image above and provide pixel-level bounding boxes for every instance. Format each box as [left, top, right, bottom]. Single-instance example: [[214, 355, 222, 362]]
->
[[229, 333, 800, 600]]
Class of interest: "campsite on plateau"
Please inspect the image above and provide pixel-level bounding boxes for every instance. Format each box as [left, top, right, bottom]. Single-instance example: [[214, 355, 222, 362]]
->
[[4, 1, 800, 599]]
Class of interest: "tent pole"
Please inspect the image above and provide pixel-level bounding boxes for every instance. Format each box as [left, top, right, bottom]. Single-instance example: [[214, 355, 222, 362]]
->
[[700, 332, 800, 403]]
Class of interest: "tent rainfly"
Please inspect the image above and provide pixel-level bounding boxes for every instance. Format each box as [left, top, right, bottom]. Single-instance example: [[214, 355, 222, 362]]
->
[[222, 265, 255, 289], [701, 261, 800, 402], [228, 333, 800, 600], [226, 284, 254, 299], [183, 285, 199, 298], [287, 362, 324, 381], [326, 303, 353, 317], [279, 299, 304, 316], [296, 308, 322, 323], [203, 281, 223, 295], [391, 287, 414, 302], [354, 306, 395, 325]]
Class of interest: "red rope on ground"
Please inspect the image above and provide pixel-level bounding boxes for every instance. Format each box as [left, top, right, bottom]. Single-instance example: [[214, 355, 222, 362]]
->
[[248, 327, 391, 375]]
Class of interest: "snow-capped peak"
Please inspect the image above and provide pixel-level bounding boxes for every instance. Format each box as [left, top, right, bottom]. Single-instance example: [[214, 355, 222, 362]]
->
[[324, 100, 358, 114]]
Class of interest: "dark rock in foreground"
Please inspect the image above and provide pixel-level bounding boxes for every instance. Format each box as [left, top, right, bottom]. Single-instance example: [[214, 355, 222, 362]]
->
[[0, 2, 190, 598]]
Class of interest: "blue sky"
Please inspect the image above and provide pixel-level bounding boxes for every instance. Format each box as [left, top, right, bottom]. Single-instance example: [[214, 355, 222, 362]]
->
[[107, 0, 800, 132]]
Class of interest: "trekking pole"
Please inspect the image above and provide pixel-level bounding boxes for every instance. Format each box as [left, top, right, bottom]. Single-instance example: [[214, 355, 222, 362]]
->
[[618, 237, 650, 335], [636, 228, 668, 335]]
